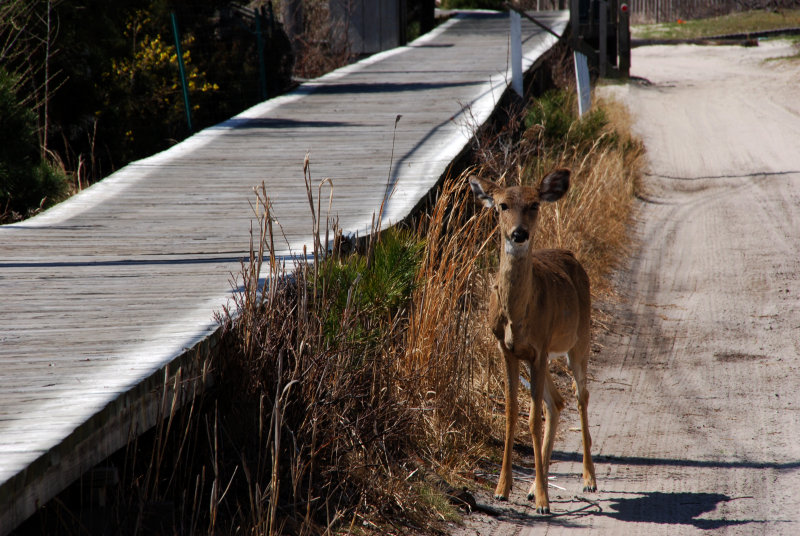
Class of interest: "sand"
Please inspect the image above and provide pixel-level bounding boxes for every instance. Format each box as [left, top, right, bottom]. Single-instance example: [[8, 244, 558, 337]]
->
[[453, 39, 800, 535]]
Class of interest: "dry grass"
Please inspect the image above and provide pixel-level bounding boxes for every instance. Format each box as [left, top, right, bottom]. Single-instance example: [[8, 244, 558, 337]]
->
[[18, 65, 644, 536], [213, 178, 429, 533], [286, 0, 353, 79], [402, 170, 500, 469], [526, 96, 644, 297], [633, 8, 800, 39], [204, 84, 647, 530]]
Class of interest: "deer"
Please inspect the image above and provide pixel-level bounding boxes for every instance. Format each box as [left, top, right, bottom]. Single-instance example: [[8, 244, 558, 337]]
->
[[469, 168, 596, 515]]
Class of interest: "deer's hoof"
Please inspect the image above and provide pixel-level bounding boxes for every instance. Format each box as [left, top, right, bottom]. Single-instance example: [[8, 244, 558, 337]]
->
[[494, 493, 509, 501], [535, 505, 551, 515], [583, 483, 597, 493]]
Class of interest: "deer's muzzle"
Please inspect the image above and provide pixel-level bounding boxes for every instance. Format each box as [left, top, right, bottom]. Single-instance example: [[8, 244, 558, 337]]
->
[[510, 228, 529, 243]]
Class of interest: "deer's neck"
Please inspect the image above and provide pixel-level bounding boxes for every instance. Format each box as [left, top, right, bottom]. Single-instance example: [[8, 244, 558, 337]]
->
[[496, 250, 534, 322]]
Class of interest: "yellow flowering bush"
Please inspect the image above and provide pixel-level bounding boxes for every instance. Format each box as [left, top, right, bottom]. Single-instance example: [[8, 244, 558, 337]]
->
[[99, 10, 218, 160]]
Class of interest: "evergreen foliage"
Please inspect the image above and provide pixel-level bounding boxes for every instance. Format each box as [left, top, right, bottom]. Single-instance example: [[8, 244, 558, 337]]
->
[[316, 229, 424, 347], [0, 67, 68, 218]]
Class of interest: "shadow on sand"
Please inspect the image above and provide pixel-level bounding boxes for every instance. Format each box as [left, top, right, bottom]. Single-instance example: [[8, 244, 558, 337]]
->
[[478, 448, 796, 530], [601, 490, 770, 529]]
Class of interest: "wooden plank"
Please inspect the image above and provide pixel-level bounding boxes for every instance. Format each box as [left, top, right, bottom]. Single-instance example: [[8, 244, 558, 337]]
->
[[0, 11, 569, 534]]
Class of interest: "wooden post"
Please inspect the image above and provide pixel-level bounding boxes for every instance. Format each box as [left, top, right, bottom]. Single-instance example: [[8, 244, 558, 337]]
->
[[618, 2, 631, 78], [570, 0, 579, 42], [420, 0, 435, 34], [398, 0, 408, 45], [599, 0, 607, 78]]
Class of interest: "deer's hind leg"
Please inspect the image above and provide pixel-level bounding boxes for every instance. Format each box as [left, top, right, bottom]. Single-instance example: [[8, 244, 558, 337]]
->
[[568, 346, 597, 492]]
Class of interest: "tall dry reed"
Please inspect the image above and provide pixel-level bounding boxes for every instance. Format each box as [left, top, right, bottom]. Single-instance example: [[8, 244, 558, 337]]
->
[[400, 170, 499, 468], [529, 97, 644, 296], [406, 89, 645, 465]]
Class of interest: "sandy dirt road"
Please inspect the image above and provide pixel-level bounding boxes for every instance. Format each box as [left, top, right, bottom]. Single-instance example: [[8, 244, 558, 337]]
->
[[454, 40, 800, 535]]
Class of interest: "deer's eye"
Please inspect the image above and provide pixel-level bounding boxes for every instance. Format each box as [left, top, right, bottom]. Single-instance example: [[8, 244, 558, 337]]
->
[[528, 202, 540, 212], [498, 203, 508, 211]]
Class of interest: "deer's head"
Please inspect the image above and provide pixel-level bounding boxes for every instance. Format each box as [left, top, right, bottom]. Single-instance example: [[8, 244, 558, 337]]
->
[[469, 169, 570, 258]]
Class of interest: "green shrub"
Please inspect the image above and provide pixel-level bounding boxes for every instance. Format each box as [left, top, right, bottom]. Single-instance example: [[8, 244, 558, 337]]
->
[[525, 89, 618, 153], [0, 67, 68, 220], [316, 228, 424, 347]]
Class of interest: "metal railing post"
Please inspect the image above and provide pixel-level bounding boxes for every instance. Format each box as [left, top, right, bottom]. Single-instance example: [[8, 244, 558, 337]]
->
[[574, 50, 591, 117], [170, 12, 193, 133]]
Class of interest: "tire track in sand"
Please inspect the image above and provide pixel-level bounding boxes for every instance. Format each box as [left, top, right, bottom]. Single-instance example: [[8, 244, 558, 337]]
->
[[454, 40, 800, 536]]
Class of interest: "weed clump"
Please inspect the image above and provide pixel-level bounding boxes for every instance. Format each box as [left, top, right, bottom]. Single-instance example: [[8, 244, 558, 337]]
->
[[525, 89, 617, 153], [211, 177, 454, 533], [316, 229, 423, 346]]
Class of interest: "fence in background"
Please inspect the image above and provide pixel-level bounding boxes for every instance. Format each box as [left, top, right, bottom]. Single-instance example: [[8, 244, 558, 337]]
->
[[524, 0, 798, 24], [625, 0, 799, 23]]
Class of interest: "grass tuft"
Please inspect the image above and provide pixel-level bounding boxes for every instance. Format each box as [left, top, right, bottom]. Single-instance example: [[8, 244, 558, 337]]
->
[[316, 228, 423, 347], [523, 90, 644, 296], [633, 8, 800, 40]]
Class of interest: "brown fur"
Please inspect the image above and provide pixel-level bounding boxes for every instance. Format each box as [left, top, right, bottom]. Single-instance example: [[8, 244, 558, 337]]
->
[[470, 169, 597, 514]]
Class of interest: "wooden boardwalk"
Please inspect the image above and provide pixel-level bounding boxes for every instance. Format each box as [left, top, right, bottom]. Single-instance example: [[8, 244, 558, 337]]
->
[[0, 11, 568, 533]]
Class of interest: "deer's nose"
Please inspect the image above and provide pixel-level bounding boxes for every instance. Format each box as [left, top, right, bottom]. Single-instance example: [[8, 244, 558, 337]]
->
[[510, 228, 529, 243]]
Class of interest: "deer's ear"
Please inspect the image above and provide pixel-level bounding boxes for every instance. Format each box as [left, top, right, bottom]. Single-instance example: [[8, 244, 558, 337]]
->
[[469, 176, 498, 208], [539, 168, 570, 202]]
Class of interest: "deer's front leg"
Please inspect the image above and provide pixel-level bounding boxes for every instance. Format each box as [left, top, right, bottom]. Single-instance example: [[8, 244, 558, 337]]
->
[[495, 350, 519, 501], [528, 354, 550, 514], [529, 368, 563, 501]]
